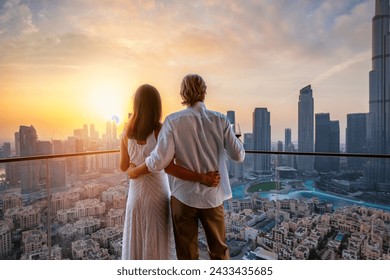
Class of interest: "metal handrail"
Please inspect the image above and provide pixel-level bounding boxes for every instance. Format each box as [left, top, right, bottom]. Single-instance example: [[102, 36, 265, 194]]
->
[[1, 147, 389, 260], [0, 149, 120, 163], [244, 150, 390, 158], [1, 149, 390, 164]]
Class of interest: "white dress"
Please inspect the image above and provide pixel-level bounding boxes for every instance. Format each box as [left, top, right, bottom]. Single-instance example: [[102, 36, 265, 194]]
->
[[121, 132, 176, 260]]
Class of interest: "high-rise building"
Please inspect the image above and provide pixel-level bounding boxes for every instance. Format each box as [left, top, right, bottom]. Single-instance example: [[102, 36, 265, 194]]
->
[[346, 113, 367, 171], [5, 126, 66, 197], [277, 141, 283, 167], [284, 128, 295, 168], [227, 111, 235, 125], [52, 140, 64, 154], [253, 108, 271, 173], [14, 132, 20, 156], [244, 133, 254, 172], [225, 110, 243, 178], [0, 223, 12, 256], [105, 121, 112, 140], [112, 122, 118, 140], [19, 125, 37, 157], [315, 113, 330, 172], [12, 126, 39, 194], [83, 124, 89, 139], [366, 0, 390, 189], [329, 120, 340, 171], [90, 124, 99, 140], [64, 136, 81, 178], [0, 142, 11, 158], [298, 85, 314, 173], [226, 111, 235, 175], [314, 113, 340, 172], [284, 128, 292, 151], [36, 141, 52, 155], [277, 141, 283, 152]]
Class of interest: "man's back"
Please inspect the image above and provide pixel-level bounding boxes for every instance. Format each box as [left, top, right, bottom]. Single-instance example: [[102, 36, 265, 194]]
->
[[167, 102, 225, 173], [146, 101, 244, 208]]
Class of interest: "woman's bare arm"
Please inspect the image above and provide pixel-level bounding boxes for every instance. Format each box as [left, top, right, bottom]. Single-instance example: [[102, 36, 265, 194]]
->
[[119, 133, 130, 172]]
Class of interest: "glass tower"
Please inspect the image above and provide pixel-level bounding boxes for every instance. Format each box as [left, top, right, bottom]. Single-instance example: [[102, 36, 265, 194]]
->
[[367, 0, 390, 189], [298, 85, 314, 174], [253, 108, 271, 173]]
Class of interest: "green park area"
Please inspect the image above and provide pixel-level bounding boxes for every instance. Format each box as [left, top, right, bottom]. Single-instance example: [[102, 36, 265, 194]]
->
[[247, 181, 278, 193]]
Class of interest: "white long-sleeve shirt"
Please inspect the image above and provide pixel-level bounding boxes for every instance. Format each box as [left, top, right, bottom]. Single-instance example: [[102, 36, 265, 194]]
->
[[145, 102, 245, 208]]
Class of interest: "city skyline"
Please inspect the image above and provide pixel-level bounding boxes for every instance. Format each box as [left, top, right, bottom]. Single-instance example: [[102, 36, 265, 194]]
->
[[0, 1, 374, 143], [2, 1, 390, 263]]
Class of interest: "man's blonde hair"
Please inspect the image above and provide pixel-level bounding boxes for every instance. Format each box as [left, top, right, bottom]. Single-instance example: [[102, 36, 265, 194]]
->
[[180, 74, 207, 107]]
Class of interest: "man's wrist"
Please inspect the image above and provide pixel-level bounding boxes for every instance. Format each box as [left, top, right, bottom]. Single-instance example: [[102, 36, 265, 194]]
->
[[132, 167, 139, 177]]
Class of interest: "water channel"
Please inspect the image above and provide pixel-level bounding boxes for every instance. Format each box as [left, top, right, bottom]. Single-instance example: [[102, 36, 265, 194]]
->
[[232, 179, 390, 212]]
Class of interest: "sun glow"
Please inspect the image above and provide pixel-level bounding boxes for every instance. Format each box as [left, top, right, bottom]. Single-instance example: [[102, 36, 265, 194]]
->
[[85, 79, 130, 126]]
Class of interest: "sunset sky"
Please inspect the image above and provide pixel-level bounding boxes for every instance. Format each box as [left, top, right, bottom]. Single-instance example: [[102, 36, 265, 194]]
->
[[0, 0, 374, 145]]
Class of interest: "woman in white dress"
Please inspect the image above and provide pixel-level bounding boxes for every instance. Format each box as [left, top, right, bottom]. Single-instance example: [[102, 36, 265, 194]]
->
[[120, 84, 219, 260]]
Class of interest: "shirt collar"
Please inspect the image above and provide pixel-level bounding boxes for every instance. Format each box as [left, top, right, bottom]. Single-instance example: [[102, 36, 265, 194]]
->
[[191, 101, 206, 110]]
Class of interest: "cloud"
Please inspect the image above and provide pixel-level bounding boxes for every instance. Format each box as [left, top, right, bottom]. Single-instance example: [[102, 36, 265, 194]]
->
[[311, 50, 371, 85], [0, 1, 374, 120], [0, 0, 38, 36], [0, 0, 373, 71], [0, 0, 374, 101]]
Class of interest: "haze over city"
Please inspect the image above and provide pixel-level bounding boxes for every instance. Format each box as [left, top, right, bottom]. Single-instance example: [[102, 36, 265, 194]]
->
[[0, 0, 373, 143]]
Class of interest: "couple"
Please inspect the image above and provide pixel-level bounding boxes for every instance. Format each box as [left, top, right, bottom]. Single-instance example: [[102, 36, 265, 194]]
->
[[120, 74, 245, 260]]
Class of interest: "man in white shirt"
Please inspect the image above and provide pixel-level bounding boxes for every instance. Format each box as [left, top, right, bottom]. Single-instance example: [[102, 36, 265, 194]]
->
[[129, 74, 245, 259]]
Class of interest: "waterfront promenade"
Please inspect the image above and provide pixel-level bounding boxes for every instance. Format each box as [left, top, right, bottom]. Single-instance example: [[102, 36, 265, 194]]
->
[[231, 179, 390, 212]]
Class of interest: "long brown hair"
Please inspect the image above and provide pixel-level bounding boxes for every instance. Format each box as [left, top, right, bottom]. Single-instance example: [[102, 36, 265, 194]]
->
[[126, 84, 162, 141]]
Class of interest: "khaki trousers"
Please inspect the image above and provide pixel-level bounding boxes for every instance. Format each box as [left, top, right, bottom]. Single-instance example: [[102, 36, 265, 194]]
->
[[170, 196, 229, 260]]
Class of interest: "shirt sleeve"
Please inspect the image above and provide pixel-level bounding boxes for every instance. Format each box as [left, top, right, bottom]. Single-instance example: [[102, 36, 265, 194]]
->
[[223, 118, 245, 162], [145, 118, 175, 173]]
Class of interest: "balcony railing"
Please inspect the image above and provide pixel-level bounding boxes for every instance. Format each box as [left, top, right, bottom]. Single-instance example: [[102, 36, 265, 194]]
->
[[1, 150, 390, 260]]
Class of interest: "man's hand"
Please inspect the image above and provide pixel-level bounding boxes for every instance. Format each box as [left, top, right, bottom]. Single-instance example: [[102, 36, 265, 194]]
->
[[127, 163, 138, 179], [200, 171, 220, 187]]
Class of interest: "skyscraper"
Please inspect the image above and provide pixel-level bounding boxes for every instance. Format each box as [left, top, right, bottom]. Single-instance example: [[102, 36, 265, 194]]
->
[[90, 124, 99, 140], [346, 113, 367, 171], [244, 133, 254, 172], [329, 120, 340, 171], [227, 110, 235, 125], [14, 132, 20, 156], [14, 126, 39, 194], [284, 128, 292, 151], [112, 121, 118, 140], [19, 125, 37, 157], [277, 141, 283, 167], [226, 110, 243, 178], [36, 141, 53, 155], [367, 0, 390, 189], [253, 108, 271, 173], [11, 126, 66, 194], [0, 142, 11, 158], [284, 128, 295, 168], [298, 85, 314, 173], [226, 111, 235, 176], [315, 113, 331, 172], [105, 121, 112, 140], [314, 113, 340, 172], [83, 124, 89, 139], [52, 140, 64, 154]]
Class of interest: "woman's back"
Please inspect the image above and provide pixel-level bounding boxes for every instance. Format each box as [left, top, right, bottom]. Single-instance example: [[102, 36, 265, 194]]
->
[[122, 132, 176, 260]]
